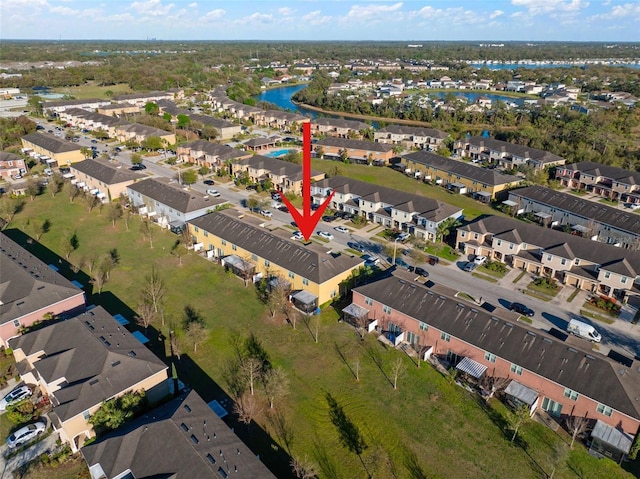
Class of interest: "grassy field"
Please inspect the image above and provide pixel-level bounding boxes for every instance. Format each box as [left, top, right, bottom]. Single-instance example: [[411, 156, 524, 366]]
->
[[51, 82, 133, 100], [2, 191, 636, 479]]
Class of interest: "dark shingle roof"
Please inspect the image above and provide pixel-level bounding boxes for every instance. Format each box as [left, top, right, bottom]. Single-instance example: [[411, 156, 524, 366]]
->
[[316, 137, 393, 153], [71, 159, 143, 185], [0, 233, 83, 325], [312, 117, 369, 130], [118, 123, 172, 137], [189, 114, 237, 130], [354, 275, 640, 419], [128, 178, 225, 213], [561, 161, 640, 186], [238, 155, 323, 182], [182, 140, 248, 162], [377, 124, 448, 139], [403, 150, 522, 186], [8, 306, 167, 421], [463, 136, 565, 164], [189, 211, 363, 284], [63, 108, 126, 128], [81, 390, 276, 479], [21, 133, 82, 154]]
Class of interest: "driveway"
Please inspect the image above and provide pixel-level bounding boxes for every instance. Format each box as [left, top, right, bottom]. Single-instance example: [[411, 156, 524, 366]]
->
[[0, 432, 59, 479]]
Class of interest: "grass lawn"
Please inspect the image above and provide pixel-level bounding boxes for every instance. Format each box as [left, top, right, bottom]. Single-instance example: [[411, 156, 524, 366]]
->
[[16, 453, 91, 479], [471, 272, 499, 283], [527, 282, 561, 298], [51, 82, 133, 100], [580, 307, 616, 325], [3, 191, 636, 479], [424, 243, 460, 261]]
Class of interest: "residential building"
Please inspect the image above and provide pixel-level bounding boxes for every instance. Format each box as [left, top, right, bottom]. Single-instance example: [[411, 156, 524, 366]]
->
[[112, 91, 175, 107], [114, 123, 175, 146], [58, 108, 126, 137], [96, 103, 140, 117], [232, 155, 325, 195], [311, 176, 462, 240], [81, 390, 277, 479], [555, 161, 640, 205], [402, 150, 522, 201], [70, 159, 145, 202], [454, 136, 566, 170], [177, 140, 252, 171], [43, 98, 111, 116], [456, 215, 640, 302], [314, 138, 394, 165], [242, 137, 280, 152], [9, 306, 170, 451], [127, 177, 227, 230], [346, 273, 640, 447], [21, 132, 85, 166], [310, 118, 370, 138], [508, 185, 640, 248], [374, 125, 448, 151], [188, 210, 364, 308], [0, 151, 26, 179], [0, 232, 86, 347], [254, 110, 309, 132], [189, 114, 242, 139]]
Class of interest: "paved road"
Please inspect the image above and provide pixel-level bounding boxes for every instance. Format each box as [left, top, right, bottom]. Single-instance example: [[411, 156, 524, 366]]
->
[[0, 433, 59, 479]]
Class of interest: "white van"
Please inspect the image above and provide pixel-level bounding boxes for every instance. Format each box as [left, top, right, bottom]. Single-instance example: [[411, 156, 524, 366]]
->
[[567, 319, 601, 343]]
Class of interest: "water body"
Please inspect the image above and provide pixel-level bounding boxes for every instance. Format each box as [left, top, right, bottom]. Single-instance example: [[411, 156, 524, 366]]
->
[[469, 62, 640, 70]]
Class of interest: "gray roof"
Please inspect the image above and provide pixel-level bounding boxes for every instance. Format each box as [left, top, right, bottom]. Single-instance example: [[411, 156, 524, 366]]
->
[[316, 137, 393, 153], [81, 389, 276, 479], [403, 150, 522, 186], [312, 117, 370, 130], [8, 306, 167, 422], [63, 108, 126, 128], [42, 98, 108, 109], [510, 185, 640, 237], [459, 215, 640, 277], [128, 178, 226, 213], [189, 210, 363, 284], [189, 113, 237, 130], [181, 140, 248, 162], [238, 155, 323, 182], [560, 161, 640, 186], [71, 159, 144, 185], [112, 91, 171, 101], [21, 133, 82, 154], [461, 136, 565, 164], [376, 124, 448, 139], [0, 233, 84, 325], [118, 123, 172, 137], [262, 109, 307, 122], [0, 152, 21, 163], [354, 274, 640, 419], [243, 137, 279, 148]]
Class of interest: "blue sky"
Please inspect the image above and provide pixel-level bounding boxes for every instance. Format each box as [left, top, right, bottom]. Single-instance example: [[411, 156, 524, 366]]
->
[[2, 0, 639, 42]]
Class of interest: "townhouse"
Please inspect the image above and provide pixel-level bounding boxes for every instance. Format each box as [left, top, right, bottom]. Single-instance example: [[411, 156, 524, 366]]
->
[[58, 108, 126, 137], [508, 185, 640, 248], [9, 306, 170, 452], [114, 123, 175, 146], [311, 176, 462, 240], [189, 113, 242, 139], [346, 274, 640, 456], [314, 137, 394, 165], [555, 161, 640, 205], [127, 177, 227, 231], [112, 91, 176, 107], [21, 132, 85, 166], [82, 390, 276, 479], [42, 98, 111, 116], [188, 210, 364, 308], [310, 118, 370, 138], [232, 155, 325, 195], [0, 151, 26, 179], [96, 103, 140, 117], [254, 110, 309, 132], [454, 136, 566, 170], [456, 215, 640, 302], [0, 232, 86, 347], [176, 139, 252, 171], [70, 159, 145, 202], [374, 125, 448, 151], [402, 150, 522, 201]]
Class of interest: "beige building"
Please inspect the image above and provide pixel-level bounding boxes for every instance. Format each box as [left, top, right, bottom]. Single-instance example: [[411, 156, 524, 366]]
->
[[115, 123, 175, 146], [232, 155, 325, 194], [21, 132, 84, 166], [70, 159, 145, 202]]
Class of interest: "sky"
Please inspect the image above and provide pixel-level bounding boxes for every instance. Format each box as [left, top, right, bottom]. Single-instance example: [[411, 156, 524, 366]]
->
[[1, 0, 640, 42]]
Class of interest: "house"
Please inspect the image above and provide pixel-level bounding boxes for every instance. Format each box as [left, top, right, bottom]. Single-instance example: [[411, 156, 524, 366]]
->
[[70, 159, 145, 202], [454, 136, 566, 171], [242, 137, 280, 152], [401, 150, 522, 201], [96, 103, 140, 117], [58, 108, 126, 137], [456, 215, 640, 303], [314, 138, 394, 165], [346, 273, 640, 445], [9, 306, 170, 451], [374, 125, 448, 151], [508, 185, 640, 248], [0, 151, 26, 179], [555, 161, 640, 205], [254, 110, 309, 132], [81, 390, 277, 479], [42, 98, 111, 116], [232, 155, 325, 194], [310, 118, 370, 138], [311, 176, 462, 241], [114, 123, 175, 146], [189, 114, 242, 139], [127, 177, 227, 230], [177, 140, 252, 171], [112, 91, 175, 107], [21, 132, 84, 166], [188, 210, 364, 308], [0, 232, 86, 347]]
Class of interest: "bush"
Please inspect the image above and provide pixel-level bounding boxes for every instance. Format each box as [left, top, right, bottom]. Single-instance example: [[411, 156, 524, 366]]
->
[[533, 277, 558, 290], [7, 399, 36, 424], [484, 260, 507, 274]]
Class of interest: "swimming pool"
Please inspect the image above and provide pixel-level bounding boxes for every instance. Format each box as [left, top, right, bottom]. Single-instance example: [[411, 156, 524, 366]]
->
[[263, 149, 295, 158]]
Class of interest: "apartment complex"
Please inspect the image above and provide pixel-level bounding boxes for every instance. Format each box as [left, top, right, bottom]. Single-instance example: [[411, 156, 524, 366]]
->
[[177, 139, 252, 171], [232, 155, 325, 195], [70, 159, 144, 202], [314, 137, 395, 165], [556, 161, 640, 205], [374, 124, 448, 150], [21, 133, 84, 166]]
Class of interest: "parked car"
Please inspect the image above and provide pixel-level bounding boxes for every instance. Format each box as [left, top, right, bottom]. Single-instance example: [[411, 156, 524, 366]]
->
[[246, 184, 258, 191], [415, 267, 429, 277], [428, 255, 439, 265], [364, 256, 380, 268], [317, 231, 334, 240], [463, 262, 477, 272], [203, 179, 215, 185], [206, 189, 221, 197], [348, 242, 367, 253], [260, 209, 273, 218], [6, 421, 46, 449], [396, 232, 411, 242], [334, 226, 349, 234], [473, 255, 487, 266], [277, 205, 289, 212], [0, 385, 32, 411], [509, 302, 535, 317], [322, 215, 336, 223], [12, 174, 22, 180], [271, 192, 281, 201], [90, 139, 98, 144], [291, 231, 304, 241], [567, 318, 601, 342]]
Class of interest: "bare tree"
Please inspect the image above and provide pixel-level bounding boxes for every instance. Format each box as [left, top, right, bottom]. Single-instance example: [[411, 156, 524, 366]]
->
[[234, 392, 263, 430], [170, 330, 182, 361], [63, 181, 78, 203], [140, 218, 155, 248], [263, 367, 289, 409], [390, 357, 406, 390], [105, 202, 123, 227], [354, 358, 360, 382], [288, 308, 300, 330], [122, 208, 133, 231], [142, 266, 165, 314], [266, 281, 289, 319], [186, 321, 207, 352], [85, 193, 100, 213], [241, 357, 263, 396], [291, 455, 318, 479], [483, 376, 510, 401], [25, 179, 40, 201], [48, 175, 62, 197], [90, 270, 107, 295], [33, 218, 51, 240], [566, 415, 589, 450], [0, 197, 24, 227], [509, 405, 531, 444], [548, 442, 569, 479], [134, 300, 156, 333], [312, 314, 320, 343]]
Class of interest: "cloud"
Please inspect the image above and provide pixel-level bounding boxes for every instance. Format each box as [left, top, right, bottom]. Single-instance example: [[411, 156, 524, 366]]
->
[[346, 2, 403, 21], [278, 7, 294, 16], [130, 0, 175, 17], [204, 8, 225, 20], [188, 2, 197, 7], [610, 3, 640, 18], [490, 9, 504, 19], [303, 10, 331, 26], [235, 12, 274, 25], [511, 0, 589, 15]]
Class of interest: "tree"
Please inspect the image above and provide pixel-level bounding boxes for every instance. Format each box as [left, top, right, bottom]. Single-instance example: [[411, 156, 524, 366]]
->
[[32, 218, 50, 240], [233, 392, 263, 431], [186, 321, 207, 352], [198, 165, 210, 178], [142, 266, 165, 314], [200, 125, 218, 140], [105, 202, 123, 227], [240, 357, 263, 396], [181, 169, 198, 186], [141, 136, 163, 151], [263, 367, 289, 409], [85, 193, 100, 213], [60, 230, 79, 260], [0, 197, 23, 228], [176, 114, 191, 129], [265, 279, 289, 318], [565, 415, 589, 449], [63, 181, 79, 203], [140, 218, 155, 248], [25, 179, 40, 201], [80, 146, 92, 159], [90, 269, 107, 295], [88, 390, 145, 432], [170, 329, 182, 361], [130, 153, 143, 166], [509, 405, 531, 444], [436, 217, 462, 243], [390, 357, 406, 390], [171, 237, 188, 266], [134, 300, 156, 333], [48, 174, 62, 197], [291, 456, 318, 479], [144, 102, 159, 115]]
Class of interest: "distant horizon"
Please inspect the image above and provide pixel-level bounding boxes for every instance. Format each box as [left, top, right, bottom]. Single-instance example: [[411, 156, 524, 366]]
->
[[2, 1, 639, 42]]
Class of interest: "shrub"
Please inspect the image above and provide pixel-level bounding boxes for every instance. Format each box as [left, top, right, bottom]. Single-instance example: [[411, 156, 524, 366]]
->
[[533, 277, 558, 290], [7, 399, 36, 424], [484, 260, 507, 274]]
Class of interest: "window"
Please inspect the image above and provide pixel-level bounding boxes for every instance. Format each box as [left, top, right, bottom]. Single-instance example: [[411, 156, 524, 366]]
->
[[564, 388, 579, 401], [460, 231, 466, 238], [331, 290, 336, 298], [496, 239, 501, 246], [221, 239, 226, 246], [574, 258, 580, 265], [510, 363, 523, 376], [546, 254, 552, 261], [203, 231, 208, 237], [509, 243, 514, 250], [194, 226, 199, 233], [604, 271, 611, 279], [382, 305, 391, 314], [484, 351, 496, 363], [419, 321, 428, 331], [596, 403, 613, 417], [13, 320, 20, 328], [83, 410, 91, 420], [440, 332, 450, 342], [231, 244, 237, 251], [364, 296, 373, 306], [264, 260, 270, 267], [561, 258, 566, 266], [251, 254, 258, 261], [621, 276, 627, 284], [302, 278, 309, 286], [288, 271, 295, 279]]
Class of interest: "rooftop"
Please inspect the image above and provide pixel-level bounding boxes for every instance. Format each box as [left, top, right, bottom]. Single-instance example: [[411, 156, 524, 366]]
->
[[128, 177, 226, 213]]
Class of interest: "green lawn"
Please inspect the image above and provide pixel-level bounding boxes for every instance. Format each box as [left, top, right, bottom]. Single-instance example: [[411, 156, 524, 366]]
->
[[51, 83, 133, 100], [3, 190, 635, 479]]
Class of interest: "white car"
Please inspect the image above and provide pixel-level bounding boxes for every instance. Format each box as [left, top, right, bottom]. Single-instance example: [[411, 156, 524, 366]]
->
[[397, 232, 411, 242], [317, 231, 334, 240], [0, 385, 32, 411], [6, 421, 46, 449], [473, 255, 487, 266], [291, 231, 304, 241], [260, 210, 273, 218], [206, 189, 221, 197], [334, 226, 349, 234]]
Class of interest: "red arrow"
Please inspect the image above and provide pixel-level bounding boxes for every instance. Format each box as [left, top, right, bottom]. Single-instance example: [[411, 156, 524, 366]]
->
[[279, 122, 335, 241]]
